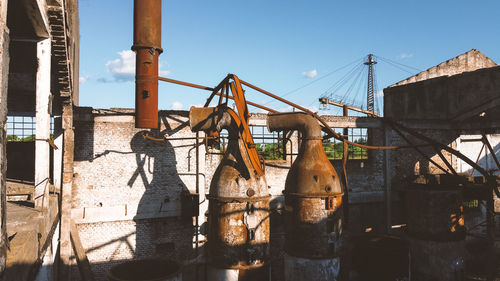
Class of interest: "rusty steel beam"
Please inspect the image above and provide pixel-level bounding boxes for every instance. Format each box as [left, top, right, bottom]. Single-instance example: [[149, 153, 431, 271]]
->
[[433, 147, 458, 176], [158, 76, 214, 91], [158, 76, 279, 113], [390, 124, 450, 175], [482, 134, 500, 170], [386, 119, 489, 176], [133, 0, 162, 128], [239, 79, 398, 150], [319, 97, 380, 117], [470, 143, 485, 176]]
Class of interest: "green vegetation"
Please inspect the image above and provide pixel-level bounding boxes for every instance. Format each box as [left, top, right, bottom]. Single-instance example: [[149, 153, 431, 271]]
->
[[323, 138, 368, 160], [7, 134, 54, 142], [257, 143, 282, 160], [323, 142, 344, 159], [7, 134, 35, 142]]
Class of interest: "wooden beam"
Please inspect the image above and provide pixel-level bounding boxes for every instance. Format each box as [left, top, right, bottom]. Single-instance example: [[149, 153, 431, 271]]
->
[[70, 221, 95, 281]]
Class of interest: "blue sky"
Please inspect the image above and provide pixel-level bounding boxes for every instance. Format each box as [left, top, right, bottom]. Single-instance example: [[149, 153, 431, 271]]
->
[[78, 0, 500, 115]]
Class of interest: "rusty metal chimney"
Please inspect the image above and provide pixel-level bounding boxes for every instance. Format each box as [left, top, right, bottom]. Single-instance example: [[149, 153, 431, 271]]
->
[[133, 0, 162, 128], [267, 112, 343, 281], [190, 106, 270, 281]]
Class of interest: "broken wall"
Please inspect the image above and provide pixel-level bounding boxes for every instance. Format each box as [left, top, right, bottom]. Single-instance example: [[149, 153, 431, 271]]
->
[[70, 108, 398, 280], [384, 66, 500, 120]]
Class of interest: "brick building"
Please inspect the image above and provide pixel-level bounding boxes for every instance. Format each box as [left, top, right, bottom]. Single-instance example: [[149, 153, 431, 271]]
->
[[0, 2, 499, 278], [0, 0, 79, 280], [67, 49, 500, 280]]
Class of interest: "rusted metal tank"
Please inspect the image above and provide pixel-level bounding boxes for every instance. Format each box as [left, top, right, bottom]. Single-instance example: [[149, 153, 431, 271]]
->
[[404, 184, 466, 281], [132, 0, 162, 129], [190, 106, 270, 281], [267, 112, 343, 281], [107, 259, 182, 281]]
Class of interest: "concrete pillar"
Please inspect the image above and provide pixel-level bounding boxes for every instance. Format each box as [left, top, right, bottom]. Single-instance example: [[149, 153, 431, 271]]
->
[[58, 99, 74, 280], [53, 117, 63, 192], [0, 0, 9, 275], [34, 38, 51, 209]]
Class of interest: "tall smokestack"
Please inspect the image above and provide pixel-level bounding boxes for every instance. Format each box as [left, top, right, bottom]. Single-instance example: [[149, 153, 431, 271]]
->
[[132, 0, 162, 128]]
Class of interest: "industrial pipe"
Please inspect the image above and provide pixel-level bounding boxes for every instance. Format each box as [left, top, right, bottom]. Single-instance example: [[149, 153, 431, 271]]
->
[[267, 112, 343, 281], [133, 0, 162, 128], [190, 106, 270, 281]]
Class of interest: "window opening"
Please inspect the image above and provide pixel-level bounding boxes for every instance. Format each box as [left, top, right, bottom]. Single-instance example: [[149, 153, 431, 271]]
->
[[323, 128, 368, 160], [6, 116, 55, 142], [219, 125, 287, 160]]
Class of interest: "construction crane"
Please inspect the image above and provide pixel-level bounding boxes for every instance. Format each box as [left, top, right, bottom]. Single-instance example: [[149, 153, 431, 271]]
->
[[364, 54, 377, 113], [319, 54, 380, 117]]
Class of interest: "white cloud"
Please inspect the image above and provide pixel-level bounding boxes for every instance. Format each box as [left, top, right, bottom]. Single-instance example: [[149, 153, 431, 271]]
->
[[106, 50, 136, 81], [307, 105, 318, 113], [302, 69, 318, 78], [103, 50, 170, 82], [159, 70, 171, 77], [398, 53, 414, 59], [375, 90, 384, 98], [79, 76, 88, 84], [171, 101, 183, 110]]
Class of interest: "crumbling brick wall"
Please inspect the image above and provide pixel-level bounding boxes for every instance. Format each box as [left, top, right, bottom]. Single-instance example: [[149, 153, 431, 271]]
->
[[72, 107, 474, 280], [72, 108, 205, 280]]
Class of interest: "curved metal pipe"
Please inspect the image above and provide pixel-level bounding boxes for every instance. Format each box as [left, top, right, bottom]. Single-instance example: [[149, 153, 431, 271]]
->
[[267, 112, 342, 196], [267, 112, 321, 139], [189, 106, 236, 136]]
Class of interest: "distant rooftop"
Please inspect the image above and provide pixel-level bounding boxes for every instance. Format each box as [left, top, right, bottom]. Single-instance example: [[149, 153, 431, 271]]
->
[[390, 49, 497, 87]]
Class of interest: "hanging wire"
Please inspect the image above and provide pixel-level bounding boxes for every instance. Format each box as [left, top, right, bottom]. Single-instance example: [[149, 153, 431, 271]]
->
[[315, 53, 421, 116], [375, 55, 422, 72], [375, 56, 421, 76], [343, 65, 366, 108], [323, 63, 365, 99], [354, 66, 366, 109], [262, 56, 365, 106]]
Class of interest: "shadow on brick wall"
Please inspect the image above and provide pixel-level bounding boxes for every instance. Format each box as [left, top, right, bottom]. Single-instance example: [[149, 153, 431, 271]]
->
[[128, 128, 195, 261]]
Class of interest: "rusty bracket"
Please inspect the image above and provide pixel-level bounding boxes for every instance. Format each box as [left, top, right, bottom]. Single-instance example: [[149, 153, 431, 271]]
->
[[326, 197, 335, 210], [390, 124, 450, 174], [386, 119, 500, 198], [433, 146, 458, 176], [35, 138, 58, 150]]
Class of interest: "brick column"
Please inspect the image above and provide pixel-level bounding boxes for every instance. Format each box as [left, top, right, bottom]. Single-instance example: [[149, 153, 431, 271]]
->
[[0, 0, 9, 276]]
